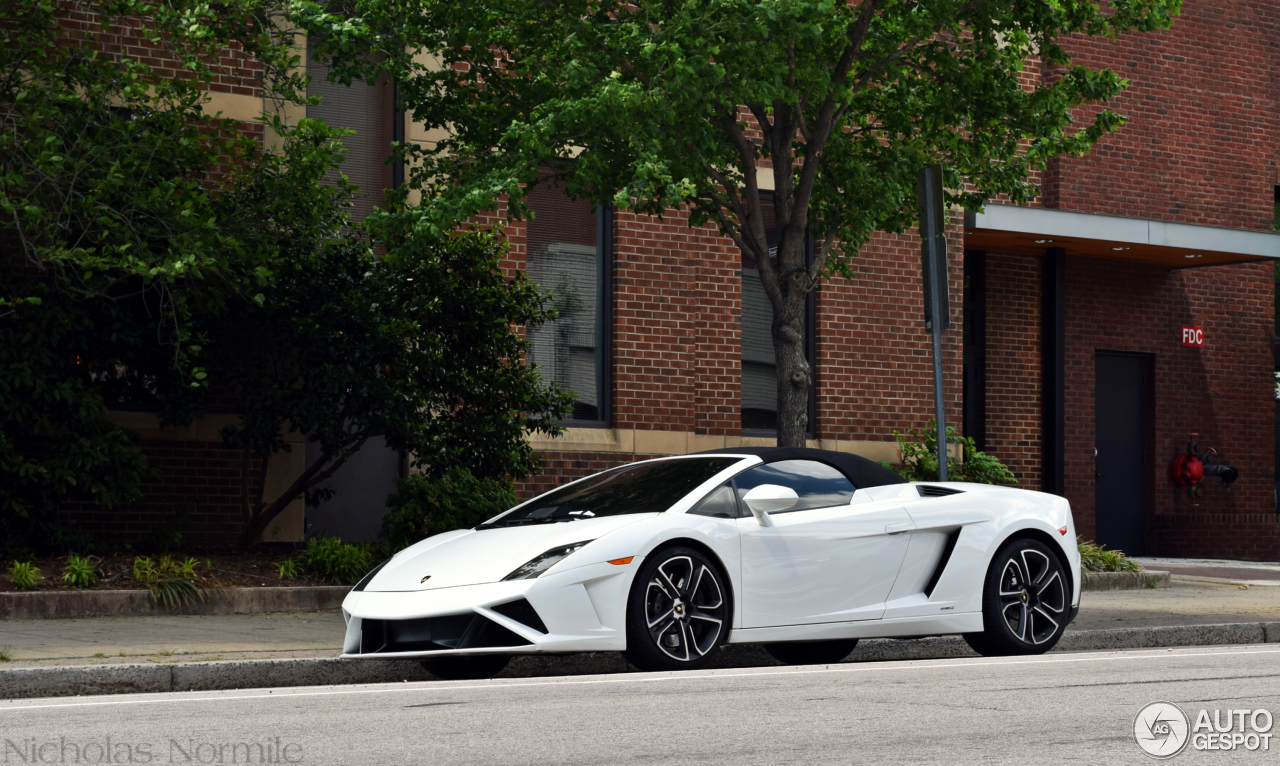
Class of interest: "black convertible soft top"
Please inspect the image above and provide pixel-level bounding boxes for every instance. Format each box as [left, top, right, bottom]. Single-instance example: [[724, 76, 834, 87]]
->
[[694, 446, 908, 489]]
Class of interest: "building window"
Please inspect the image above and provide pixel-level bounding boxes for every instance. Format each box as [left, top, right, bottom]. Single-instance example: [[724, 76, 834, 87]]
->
[[306, 39, 395, 222], [740, 198, 815, 434], [525, 181, 612, 425]]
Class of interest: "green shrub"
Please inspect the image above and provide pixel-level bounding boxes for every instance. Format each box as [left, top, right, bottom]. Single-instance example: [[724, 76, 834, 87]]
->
[[132, 556, 204, 608], [60, 555, 98, 588], [8, 561, 43, 590], [880, 421, 1017, 485], [380, 468, 517, 553], [1078, 539, 1142, 573], [294, 538, 374, 585]]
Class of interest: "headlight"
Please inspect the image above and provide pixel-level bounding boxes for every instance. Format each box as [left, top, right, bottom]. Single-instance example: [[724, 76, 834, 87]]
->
[[502, 541, 594, 581], [352, 558, 391, 592]]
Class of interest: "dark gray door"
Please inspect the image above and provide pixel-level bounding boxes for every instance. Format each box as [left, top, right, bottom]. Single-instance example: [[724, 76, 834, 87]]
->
[[1095, 353, 1150, 556]]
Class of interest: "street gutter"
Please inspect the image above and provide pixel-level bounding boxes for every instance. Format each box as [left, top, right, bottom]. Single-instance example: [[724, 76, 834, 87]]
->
[[3, 621, 1277, 701]]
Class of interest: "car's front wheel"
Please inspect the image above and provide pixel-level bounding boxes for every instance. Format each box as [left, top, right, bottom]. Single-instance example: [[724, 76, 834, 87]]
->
[[420, 654, 510, 680], [964, 537, 1069, 657], [624, 547, 730, 672]]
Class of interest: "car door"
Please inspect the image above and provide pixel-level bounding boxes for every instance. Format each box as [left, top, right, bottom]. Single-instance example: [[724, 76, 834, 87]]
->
[[734, 460, 913, 628]]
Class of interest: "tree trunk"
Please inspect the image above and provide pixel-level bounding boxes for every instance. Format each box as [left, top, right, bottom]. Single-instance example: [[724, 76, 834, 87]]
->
[[772, 289, 811, 448]]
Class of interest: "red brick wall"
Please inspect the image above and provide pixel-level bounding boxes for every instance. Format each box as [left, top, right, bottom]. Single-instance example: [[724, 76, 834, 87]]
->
[[1153, 513, 1280, 561], [984, 253, 1277, 558], [612, 211, 719, 432], [1065, 258, 1275, 554], [814, 228, 963, 445], [59, 10, 267, 98], [62, 440, 260, 546], [980, 253, 1043, 487], [1043, 0, 1280, 232]]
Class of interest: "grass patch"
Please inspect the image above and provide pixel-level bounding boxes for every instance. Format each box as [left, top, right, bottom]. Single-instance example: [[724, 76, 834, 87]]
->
[[0, 647, 14, 662], [1078, 538, 1141, 573]]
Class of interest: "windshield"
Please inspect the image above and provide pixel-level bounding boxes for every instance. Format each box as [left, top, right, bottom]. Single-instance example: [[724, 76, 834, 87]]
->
[[480, 457, 741, 528]]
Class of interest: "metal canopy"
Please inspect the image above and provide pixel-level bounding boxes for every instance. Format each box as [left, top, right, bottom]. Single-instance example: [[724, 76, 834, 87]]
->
[[963, 205, 1280, 268]]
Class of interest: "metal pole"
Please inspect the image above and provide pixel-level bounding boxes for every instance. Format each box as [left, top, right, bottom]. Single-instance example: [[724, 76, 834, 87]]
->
[[928, 240, 948, 482]]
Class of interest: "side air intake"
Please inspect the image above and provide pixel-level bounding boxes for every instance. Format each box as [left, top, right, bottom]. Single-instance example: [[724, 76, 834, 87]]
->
[[917, 485, 964, 498], [923, 529, 962, 598], [491, 598, 549, 634]]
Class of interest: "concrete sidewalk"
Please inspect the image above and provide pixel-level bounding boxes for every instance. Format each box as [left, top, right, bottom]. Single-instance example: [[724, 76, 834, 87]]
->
[[0, 578, 1276, 670]]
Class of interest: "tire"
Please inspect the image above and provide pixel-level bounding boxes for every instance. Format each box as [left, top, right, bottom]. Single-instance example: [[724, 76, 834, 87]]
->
[[764, 640, 858, 666], [420, 654, 510, 680], [963, 537, 1069, 657], [623, 546, 731, 672]]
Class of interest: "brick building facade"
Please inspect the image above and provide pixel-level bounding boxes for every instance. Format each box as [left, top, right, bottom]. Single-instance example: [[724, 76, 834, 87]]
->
[[81, 1, 1279, 559]]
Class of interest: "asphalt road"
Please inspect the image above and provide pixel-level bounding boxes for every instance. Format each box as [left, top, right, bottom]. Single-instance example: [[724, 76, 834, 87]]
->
[[1, 645, 1277, 765]]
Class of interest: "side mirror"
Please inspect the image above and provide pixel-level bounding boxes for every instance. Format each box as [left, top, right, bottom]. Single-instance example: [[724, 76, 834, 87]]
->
[[742, 484, 798, 526]]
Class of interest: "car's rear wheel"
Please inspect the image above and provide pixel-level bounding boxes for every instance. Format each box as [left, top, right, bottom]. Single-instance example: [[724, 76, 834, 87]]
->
[[964, 537, 1069, 657], [764, 640, 858, 666], [624, 547, 730, 672], [420, 654, 510, 680]]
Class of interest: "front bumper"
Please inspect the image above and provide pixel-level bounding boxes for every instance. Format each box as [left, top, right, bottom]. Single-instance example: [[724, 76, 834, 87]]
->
[[339, 560, 634, 659]]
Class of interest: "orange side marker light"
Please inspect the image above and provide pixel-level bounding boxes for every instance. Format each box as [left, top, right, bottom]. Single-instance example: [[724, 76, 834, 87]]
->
[[607, 557, 634, 566]]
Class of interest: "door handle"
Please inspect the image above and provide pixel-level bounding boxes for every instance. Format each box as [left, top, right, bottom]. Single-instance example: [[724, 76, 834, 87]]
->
[[886, 522, 916, 535]]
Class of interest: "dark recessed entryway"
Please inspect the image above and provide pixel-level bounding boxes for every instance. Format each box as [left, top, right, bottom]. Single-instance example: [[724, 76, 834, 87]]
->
[[1094, 352, 1152, 556]]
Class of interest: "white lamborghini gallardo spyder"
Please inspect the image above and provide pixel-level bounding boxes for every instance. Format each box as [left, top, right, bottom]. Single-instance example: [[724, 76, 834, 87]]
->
[[341, 447, 1081, 679]]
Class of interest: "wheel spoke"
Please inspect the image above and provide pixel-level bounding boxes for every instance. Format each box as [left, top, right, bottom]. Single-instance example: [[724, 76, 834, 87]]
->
[[683, 620, 702, 658], [1022, 549, 1050, 588], [686, 565, 705, 602], [1036, 572, 1065, 612], [647, 607, 674, 629], [649, 617, 676, 645], [693, 568, 723, 610], [998, 559, 1026, 597], [689, 609, 722, 626], [659, 559, 690, 599], [1002, 601, 1028, 642], [649, 577, 674, 601], [1031, 605, 1060, 644]]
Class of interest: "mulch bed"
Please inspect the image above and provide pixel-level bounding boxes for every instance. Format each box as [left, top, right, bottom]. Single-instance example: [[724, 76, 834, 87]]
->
[[1, 550, 333, 592]]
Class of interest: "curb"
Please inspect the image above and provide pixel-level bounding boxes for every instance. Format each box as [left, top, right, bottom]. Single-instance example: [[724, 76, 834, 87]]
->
[[3, 621, 1277, 700], [1081, 570, 1170, 591], [0, 587, 349, 620]]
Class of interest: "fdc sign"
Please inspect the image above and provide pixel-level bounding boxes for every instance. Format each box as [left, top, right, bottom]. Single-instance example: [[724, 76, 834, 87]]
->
[[1182, 326, 1205, 348]]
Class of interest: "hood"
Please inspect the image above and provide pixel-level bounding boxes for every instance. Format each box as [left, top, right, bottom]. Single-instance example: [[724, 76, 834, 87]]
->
[[365, 514, 654, 592]]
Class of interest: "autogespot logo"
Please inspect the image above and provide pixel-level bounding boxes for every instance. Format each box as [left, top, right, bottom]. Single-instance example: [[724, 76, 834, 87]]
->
[[1134, 702, 1190, 758], [1134, 702, 1275, 758]]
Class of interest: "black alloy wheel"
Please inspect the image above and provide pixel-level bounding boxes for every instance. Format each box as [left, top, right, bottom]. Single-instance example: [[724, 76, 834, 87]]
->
[[420, 654, 511, 680], [624, 547, 730, 672], [764, 639, 859, 666], [964, 537, 1069, 656]]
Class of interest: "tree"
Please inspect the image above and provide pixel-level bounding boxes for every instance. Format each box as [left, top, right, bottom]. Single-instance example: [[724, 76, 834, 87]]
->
[[298, 0, 1180, 446], [0, 0, 342, 547], [197, 229, 572, 547]]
